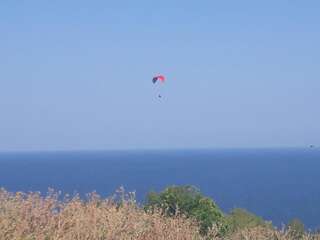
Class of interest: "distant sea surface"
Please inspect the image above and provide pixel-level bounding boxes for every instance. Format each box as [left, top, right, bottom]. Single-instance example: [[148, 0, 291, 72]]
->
[[0, 148, 320, 229]]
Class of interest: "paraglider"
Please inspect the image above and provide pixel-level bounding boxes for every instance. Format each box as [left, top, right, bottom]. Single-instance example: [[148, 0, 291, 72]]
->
[[152, 75, 165, 84], [152, 75, 165, 98]]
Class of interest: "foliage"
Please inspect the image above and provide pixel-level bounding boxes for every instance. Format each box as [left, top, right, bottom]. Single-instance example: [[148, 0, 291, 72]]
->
[[287, 218, 305, 239], [145, 185, 226, 235], [226, 208, 271, 233]]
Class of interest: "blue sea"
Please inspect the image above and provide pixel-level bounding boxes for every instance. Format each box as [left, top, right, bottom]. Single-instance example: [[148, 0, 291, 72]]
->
[[0, 148, 319, 229]]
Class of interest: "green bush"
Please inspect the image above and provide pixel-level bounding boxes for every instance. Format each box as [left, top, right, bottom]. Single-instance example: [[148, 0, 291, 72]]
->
[[145, 185, 226, 235], [226, 208, 270, 233], [287, 218, 305, 239]]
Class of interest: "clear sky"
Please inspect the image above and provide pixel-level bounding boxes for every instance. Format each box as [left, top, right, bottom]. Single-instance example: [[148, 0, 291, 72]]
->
[[1, 1, 319, 151]]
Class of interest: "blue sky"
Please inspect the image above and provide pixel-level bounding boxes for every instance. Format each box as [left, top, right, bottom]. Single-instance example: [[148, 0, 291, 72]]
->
[[1, 1, 319, 151]]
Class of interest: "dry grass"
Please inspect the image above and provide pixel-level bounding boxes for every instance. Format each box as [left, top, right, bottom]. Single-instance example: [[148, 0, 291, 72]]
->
[[0, 187, 203, 240], [225, 226, 320, 240], [0, 187, 319, 240]]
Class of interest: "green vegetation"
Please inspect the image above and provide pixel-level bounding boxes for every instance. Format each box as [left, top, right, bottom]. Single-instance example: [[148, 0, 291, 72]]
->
[[145, 185, 319, 239], [144, 186, 273, 236], [145, 185, 226, 235], [226, 208, 271, 233], [287, 218, 305, 239]]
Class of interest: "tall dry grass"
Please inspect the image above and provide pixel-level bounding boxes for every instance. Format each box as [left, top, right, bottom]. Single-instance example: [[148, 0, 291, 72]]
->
[[0, 187, 319, 240], [0, 187, 203, 240], [226, 226, 320, 240]]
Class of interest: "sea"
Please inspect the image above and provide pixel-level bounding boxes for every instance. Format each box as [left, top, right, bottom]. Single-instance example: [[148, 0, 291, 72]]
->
[[0, 148, 319, 229]]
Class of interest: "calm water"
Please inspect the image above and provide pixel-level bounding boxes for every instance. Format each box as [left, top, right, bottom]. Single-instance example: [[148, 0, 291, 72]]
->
[[0, 148, 319, 229]]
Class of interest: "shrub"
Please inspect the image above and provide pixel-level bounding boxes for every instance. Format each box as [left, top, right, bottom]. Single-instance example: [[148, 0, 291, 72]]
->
[[145, 185, 226, 235], [287, 218, 305, 239], [226, 208, 271, 233]]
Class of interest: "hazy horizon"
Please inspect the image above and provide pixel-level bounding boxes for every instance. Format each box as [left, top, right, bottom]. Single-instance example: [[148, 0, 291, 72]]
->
[[1, 1, 319, 151], [0, 146, 318, 154]]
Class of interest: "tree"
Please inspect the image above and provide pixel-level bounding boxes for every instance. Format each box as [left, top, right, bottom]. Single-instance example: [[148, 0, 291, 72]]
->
[[145, 185, 226, 235]]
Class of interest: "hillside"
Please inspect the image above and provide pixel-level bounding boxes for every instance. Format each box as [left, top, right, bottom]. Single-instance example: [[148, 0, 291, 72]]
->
[[1, 187, 319, 240]]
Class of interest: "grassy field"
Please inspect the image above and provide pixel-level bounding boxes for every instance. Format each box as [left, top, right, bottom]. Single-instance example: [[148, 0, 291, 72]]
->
[[0, 188, 319, 240]]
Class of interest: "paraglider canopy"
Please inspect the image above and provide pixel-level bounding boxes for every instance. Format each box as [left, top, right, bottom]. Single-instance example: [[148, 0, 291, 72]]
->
[[152, 74, 166, 98], [152, 75, 165, 84]]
